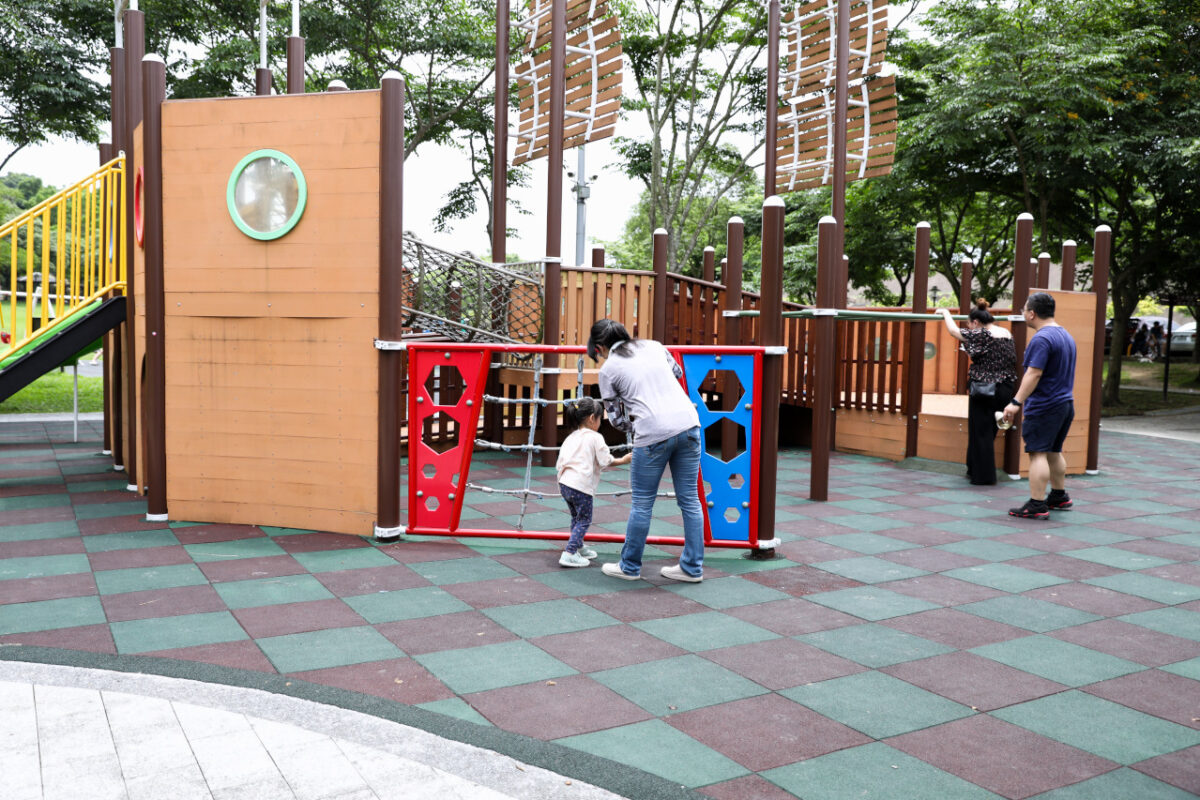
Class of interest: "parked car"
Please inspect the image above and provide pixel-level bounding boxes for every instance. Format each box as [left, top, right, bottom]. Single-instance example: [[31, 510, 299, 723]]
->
[[1104, 316, 1177, 355], [1169, 321, 1196, 357]]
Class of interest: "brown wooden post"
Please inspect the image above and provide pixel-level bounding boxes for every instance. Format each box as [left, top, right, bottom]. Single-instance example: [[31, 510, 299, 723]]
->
[[122, 8, 144, 492], [903, 222, 930, 459], [957, 258, 973, 394], [1060, 240, 1077, 291], [765, 0, 781, 197], [493, 0, 510, 263], [538, 0, 567, 467], [376, 73, 406, 540], [722, 218, 744, 464], [756, 197, 784, 554], [1003, 213, 1034, 477], [702, 246, 715, 284], [107, 42, 126, 467], [98, 142, 114, 455], [810, 216, 838, 501], [326, 80, 348, 91], [287, 38, 305, 93], [141, 54, 167, 521], [1036, 253, 1050, 289], [1086, 226, 1111, 473], [256, 69, 272, 95], [652, 228, 668, 341]]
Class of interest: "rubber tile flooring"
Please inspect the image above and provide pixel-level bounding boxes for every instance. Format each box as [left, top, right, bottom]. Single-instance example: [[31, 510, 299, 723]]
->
[[2, 418, 1200, 799]]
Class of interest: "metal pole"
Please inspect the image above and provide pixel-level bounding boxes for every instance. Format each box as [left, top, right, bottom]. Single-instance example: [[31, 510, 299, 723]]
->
[[73, 363, 79, 443], [1165, 303, 1174, 401], [958, 258, 973, 394], [1086, 226, 1111, 473], [257, 0, 272, 95], [652, 229, 669, 341], [810, 216, 838, 501], [757, 196, 784, 555], [904, 222, 930, 459], [1060, 240, 1076, 291], [142, 53, 167, 521], [1005, 213, 1034, 477], [765, 0, 781, 197], [574, 147, 588, 266], [539, 0, 566, 467], [492, 0, 509, 263]]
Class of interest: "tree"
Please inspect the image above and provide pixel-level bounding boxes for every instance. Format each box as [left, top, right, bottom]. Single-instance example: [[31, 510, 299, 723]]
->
[[0, 1, 109, 172]]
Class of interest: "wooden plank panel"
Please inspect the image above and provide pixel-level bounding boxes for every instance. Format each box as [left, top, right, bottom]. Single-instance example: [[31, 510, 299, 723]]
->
[[835, 409, 907, 460], [168, 498, 375, 537]]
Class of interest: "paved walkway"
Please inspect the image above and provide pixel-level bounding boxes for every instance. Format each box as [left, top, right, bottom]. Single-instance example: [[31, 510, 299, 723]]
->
[[2, 417, 1199, 799]]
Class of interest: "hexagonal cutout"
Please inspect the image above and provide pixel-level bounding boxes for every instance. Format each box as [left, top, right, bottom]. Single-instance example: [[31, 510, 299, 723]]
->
[[703, 420, 747, 461], [422, 411, 461, 454], [723, 507, 741, 524], [701, 369, 746, 411], [424, 363, 466, 405], [425, 495, 440, 511], [421, 463, 437, 479], [728, 473, 745, 490]]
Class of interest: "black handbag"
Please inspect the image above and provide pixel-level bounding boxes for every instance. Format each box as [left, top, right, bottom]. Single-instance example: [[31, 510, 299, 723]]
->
[[968, 380, 997, 398]]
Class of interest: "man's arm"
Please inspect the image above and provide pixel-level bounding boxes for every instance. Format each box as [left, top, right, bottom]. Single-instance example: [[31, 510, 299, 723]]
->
[[1002, 366, 1043, 423]]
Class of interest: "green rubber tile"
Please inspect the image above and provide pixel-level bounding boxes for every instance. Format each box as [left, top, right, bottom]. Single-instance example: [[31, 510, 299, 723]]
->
[[1028, 767, 1198, 799], [1044, 511, 1109, 526], [805, 586, 940, 621], [1107, 499, 1190, 515], [0, 493, 70, 511], [258, 626, 403, 673], [923, 489, 1002, 504], [1066, 546, 1177, 571], [993, 690, 1200, 764], [661, 575, 792, 608], [834, 486, 903, 499], [1131, 515, 1200, 534], [828, 498, 903, 514], [184, 539, 287, 562], [496, 510, 570, 530], [942, 564, 1069, 593], [818, 533, 915, 555], [1055, 528, 1136, 546], [632, 611, 778, 652], [814, 557, 929, 584], [922, 503, 995, 519], [73, 500, 149, 519], [1119, 608, 1200, 642], [413, 640, 576, 694], [0, 475, 60, 488], [819, 515, 910, 533], [83, 529, 178, 552], [0, 520, 78, 542], [763, 742, 1000, 800], [409, 557, 522, 585], [799, 623, 954, 668], [0, 595, 106, 635], [290, 547, 399, 573], [971, 635, 1144, 686], [781, 672, 974, 739], [258, 526, 316, 536], [930, 520, 1017, 538], [0, 554, 92, 581], [697, 555, 799, 576], [167, 521, 208, 528], [591, 654, 767, 715], [213, 574, 335, 610], [344, 586, 472, 623], [1160, 657, 1200, 680], [531, 567, 648, 597], [482, 598, 620, 638], [110, 611, 249, 654], [1160, 533, 1200, 549], [937, 540, 1043, 562], [1085, 574, 1200, 605], [94, 563, 209, 595], [555, 719, 748, 788], [416, 698, 493, 726], [66, 479, 128, 492], [958, 597, 1101, 633]]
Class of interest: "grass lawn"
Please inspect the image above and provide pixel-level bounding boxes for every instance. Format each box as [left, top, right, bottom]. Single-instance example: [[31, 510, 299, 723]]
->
[[1100, 358, 1200, 417], [0, 370, 103, 414]]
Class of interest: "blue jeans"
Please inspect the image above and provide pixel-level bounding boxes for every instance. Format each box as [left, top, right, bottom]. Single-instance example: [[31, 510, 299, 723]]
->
[[559, 484, 594, 554], [619, 427, 704, 578]]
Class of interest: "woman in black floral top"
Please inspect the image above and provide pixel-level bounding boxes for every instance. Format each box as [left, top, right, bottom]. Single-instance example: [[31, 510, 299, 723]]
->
[[938, 301, 1019, 485]]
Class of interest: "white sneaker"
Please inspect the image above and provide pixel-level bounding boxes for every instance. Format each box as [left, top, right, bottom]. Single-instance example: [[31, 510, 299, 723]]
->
[[578, 546, 598, 559], [660, 564, 702, 583], [559, 551, 590, 568], [601, 562, 640, 580]]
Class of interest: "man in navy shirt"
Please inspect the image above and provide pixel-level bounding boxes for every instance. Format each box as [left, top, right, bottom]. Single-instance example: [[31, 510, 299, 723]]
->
[[1001, 292, 1077, 519]]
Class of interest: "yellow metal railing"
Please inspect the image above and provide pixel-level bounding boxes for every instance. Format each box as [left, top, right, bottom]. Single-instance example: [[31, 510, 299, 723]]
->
[[1, 156, 126, 359]]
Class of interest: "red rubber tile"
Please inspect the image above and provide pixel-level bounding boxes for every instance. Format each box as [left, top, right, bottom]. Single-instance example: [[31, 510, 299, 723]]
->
[[1084, 669, 1200, 728], [579, 587, 710, 624], [0, 507, 75, 526], [0, 537, 86, 559], [668, 694, 871, 772], [884, 574, 1004, 606], [293, 658, 454, 704], [379, 539, 480, 563], [1005, 554, 1121, 581], [443, 576, 568, 610], [878, 508, 962, 526], [882, 651, 1066, 712], [1143, 564, 1200, 588], [774, 538, 860, 563], [102, 584, 227, 622], [0, 484, 66, 499], [465, 674, 652, 739], [70, 489, 141, 505], [172, 523, 266, 545], [376, 610, 519, 655], [878, 526, 970, 547], [992, 530, 1092, 553], [1051, 619, 1200, 667], [1133, 745, 1200, 794], [88, 545, 193, 572], [0, 572, 97, 605], [886, 715, 1116, 799], [0, 623, 115, 654], [740, 565, 863, 597], [197, 554, 307, 584], [233, 598, 366, 638], [1115, 539, 1200, 562], [881, 547, 984, 572], [274, 532, 372, 553], [723, 598, 861, 637], [313, 564, 430, 596], [144, 640, 276, 673], [1024, 582, 1163, 617], [77, 515, 165, 536], [532, 624, 687, 672], [697, 775, 802, 800], [703, 637, 866, 691], [882, 608, 1029, 650]]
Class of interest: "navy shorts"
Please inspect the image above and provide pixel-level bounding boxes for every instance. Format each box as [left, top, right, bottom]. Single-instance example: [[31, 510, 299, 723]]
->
[[1022, 402, 1074, 453]]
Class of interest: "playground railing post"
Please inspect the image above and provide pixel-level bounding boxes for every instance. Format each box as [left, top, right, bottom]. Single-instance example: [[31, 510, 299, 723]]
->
[[1037, 252, 1051, 290], [652, 228, 668, 342], [1004, 213, 1035, 477], [1060, 240, 1077, 291], [1087, 226, 1111, 473], [903, 222, 930, 458], [957, 258, 973, 394], [122, 7, 144, 492], [722, 218, 744, 463], [810, 216, 838, 501], [108, 45, 126, 467], [757, 197, 784, 553], [141, 54, 167, 521]]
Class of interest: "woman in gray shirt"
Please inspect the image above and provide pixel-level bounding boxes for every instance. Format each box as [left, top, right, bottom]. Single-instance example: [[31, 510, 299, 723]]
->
[[587, 319, 705, 582]]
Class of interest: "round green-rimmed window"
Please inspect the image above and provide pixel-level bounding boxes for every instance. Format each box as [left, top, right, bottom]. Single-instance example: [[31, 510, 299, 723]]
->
[[226, 149, 307, 240]]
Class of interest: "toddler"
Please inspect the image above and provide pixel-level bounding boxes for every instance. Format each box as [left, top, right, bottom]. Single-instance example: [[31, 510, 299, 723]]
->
[[556, 397, 631, 567]]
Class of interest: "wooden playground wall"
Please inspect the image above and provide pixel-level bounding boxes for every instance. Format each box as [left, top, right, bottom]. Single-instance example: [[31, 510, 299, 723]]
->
[[127, 122, 147, 493], [158, 91, 382, 535]]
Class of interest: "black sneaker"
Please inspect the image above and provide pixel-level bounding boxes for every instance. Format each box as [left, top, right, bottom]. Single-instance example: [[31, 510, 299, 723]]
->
[[1009, 500, 1050, 520], [1046, 490, 1073, 510]]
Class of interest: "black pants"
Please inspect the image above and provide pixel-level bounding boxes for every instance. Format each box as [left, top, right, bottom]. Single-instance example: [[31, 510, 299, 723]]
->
[[966, 381, 1014, 485]]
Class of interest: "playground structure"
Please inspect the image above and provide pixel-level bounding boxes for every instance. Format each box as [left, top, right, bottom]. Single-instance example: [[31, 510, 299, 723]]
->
[[0, 1, 1111, 550]]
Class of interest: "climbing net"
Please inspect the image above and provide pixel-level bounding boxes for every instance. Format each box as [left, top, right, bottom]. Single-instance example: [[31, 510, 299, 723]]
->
[[404, 342, 775, 550]]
